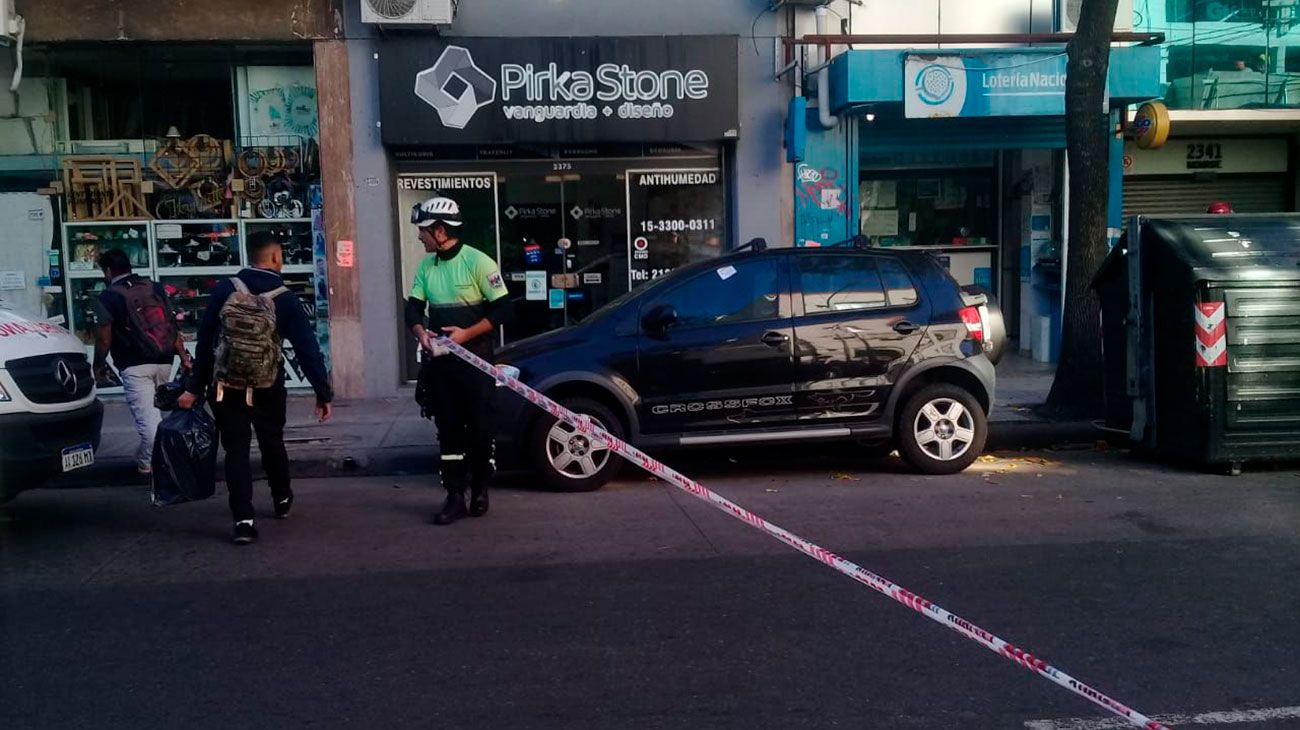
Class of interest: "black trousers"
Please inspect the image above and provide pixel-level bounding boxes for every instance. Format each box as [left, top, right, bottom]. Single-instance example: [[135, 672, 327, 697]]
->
[[426, 355, 496, 494], [213, 385, 289, 522]]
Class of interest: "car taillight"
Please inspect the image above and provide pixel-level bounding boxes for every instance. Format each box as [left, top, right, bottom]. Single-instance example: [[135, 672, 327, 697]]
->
[[959, 306, 985, 343]]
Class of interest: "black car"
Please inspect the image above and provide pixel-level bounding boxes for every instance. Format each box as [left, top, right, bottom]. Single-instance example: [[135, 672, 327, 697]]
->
[[495, 244, 1001, 492]]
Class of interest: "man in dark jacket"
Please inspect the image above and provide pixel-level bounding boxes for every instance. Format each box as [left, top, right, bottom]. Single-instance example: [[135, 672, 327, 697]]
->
[[93, 248, 190, 477], [178, 230, 332, 545]]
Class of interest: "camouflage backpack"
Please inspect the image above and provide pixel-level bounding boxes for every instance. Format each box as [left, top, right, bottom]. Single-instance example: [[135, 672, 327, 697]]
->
[[214, 278, 287, 397]]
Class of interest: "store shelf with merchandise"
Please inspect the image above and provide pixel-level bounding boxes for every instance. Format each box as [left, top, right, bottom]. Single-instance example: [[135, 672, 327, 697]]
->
[[153, 219, 242, 271], [64, 221, 152, 280], [241, 217, 315, 274]]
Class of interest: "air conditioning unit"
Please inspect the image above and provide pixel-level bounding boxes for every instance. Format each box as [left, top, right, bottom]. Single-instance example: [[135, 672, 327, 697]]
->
[[360, 0, 454, 25], [1060, 0, 1133, 32]]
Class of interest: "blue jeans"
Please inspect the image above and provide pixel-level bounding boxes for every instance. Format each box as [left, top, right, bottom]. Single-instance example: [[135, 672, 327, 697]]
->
[[120, 363, 173, 470]]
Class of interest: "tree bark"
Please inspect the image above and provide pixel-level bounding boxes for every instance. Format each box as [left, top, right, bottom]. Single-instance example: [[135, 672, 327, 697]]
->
[[1045, 0, 1121, 418]]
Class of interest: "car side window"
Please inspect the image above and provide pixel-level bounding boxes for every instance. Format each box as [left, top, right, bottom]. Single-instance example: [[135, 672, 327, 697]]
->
[[649, 259, 784, 328], [877, 258, 919, 307], [797, 255, 887, 314]]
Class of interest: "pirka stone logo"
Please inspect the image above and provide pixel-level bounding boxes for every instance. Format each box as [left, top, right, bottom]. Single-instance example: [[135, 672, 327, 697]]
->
[[414, 46, 498, 129]]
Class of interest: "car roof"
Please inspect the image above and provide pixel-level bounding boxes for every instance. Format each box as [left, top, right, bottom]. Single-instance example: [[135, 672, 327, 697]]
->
[[638, 245, 927, 291], [714, 244, 920, 265]]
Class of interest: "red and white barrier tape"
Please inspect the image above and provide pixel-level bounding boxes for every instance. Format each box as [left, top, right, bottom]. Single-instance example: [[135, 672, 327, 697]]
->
[[437, 337, 1168, 730]]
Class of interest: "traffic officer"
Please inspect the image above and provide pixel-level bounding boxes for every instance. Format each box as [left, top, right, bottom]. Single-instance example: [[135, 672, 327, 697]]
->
[[405, 196, 511, 525]]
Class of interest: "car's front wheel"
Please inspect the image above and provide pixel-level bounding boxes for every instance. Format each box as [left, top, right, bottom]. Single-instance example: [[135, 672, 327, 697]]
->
[[530, 397, 625, 492], [897, 384, 987, 475]]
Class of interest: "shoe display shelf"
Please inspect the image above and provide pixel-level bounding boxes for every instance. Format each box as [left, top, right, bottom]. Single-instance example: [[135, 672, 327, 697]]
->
[[61, 217, 323, 396]]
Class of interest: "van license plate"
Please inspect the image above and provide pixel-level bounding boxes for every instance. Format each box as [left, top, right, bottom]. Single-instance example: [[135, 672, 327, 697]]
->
[[61, 444, 94, 472]]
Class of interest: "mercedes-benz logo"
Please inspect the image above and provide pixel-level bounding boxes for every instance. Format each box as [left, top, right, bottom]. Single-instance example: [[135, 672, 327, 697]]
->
[[55, 359, 77, 395]]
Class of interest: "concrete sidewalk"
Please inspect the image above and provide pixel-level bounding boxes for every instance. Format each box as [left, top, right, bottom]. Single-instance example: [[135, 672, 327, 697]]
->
[[58, 395, 439, 488], [61, 354, 1089, 487]]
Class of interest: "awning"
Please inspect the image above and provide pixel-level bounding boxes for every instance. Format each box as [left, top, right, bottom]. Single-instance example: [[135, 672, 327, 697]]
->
[[829, 46, 1163, 116]]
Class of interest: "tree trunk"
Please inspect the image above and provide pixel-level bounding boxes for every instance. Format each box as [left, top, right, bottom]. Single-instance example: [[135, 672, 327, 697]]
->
[[1045, 0, 1121, 418]]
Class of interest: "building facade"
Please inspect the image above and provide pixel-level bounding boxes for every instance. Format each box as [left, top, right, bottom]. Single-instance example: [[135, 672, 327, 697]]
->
[[0, 0, 360, 393], [788, 0, 1300, 363], [343, 1, 790, 392], [4, 0, 1299, 391]]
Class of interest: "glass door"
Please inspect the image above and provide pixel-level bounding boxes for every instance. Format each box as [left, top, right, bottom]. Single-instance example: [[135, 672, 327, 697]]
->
[[498, 161, 629, 342]]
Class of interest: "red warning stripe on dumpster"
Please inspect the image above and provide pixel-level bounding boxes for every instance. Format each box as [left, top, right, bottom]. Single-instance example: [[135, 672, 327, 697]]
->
[[1195, 302, 1227, 367]]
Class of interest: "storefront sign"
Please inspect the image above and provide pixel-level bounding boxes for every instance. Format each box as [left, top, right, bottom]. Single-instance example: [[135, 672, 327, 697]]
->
[[1131, 101, 1171, 150], [625, 167, 724, 284], [1123, 138, 1288, 176], [379, 36, 739, 144], [904, 53, 1071, 119]]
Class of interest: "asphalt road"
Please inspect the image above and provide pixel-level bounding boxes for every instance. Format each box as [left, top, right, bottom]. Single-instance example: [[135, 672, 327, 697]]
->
[[3, 448, 1299, 729]]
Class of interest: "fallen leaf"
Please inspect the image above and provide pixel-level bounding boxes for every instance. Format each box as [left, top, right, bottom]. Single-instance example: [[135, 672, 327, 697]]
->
[[831, 473, 861, 481], [977, 455, 999, 463]]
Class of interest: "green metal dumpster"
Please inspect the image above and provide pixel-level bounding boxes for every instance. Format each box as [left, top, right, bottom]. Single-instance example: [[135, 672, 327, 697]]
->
[[1096, 214, 1300, 471]]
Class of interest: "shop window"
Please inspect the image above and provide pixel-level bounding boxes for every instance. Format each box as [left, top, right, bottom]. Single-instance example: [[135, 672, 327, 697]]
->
[[1166, 0, 1266, 23], [860, 169, 996, 249], [798, 255, 887, 314], [649, 260, 782, 329], [0, 46, 329, 393]]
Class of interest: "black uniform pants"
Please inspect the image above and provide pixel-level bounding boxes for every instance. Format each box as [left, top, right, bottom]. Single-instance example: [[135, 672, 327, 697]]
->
[[213, 385, 290, 522], [426, 355, 496, 494]]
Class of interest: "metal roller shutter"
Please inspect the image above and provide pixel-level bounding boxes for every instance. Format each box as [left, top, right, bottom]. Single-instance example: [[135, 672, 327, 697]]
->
[[1123, 175, 1290, 218]]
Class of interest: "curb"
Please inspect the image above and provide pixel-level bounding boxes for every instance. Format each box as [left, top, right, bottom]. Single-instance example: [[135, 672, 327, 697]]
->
[[986, 419, 1100, 451], [49, 419, 1100, 489], [47, 445, 440, 490]]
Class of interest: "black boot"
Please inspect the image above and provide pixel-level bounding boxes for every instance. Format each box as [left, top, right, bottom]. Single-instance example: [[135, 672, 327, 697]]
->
[[434, 490, 467, 525], [469, 484, 489, 517]]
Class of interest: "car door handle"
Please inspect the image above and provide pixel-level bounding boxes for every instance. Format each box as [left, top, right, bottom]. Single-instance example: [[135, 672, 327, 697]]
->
[[892, 320, 920, 335], [761, 331, 790, 346]]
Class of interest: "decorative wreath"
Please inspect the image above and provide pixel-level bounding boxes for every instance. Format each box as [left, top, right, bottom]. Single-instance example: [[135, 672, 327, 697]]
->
[[242, 177, 267, 201], [237, 148, 268, 178]]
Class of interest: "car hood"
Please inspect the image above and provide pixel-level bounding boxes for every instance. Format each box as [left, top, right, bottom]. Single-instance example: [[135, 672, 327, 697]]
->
[[0, 308, 86, 361], [495, 325, 589, 364]]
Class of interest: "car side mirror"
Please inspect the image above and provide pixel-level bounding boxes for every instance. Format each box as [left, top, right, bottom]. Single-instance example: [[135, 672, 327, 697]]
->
[[641, 303, 678, 334]]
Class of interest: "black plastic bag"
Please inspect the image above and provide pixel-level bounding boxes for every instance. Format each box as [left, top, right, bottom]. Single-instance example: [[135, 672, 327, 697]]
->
[[154, 378, 187, 412], [151, 406, 218, 506]]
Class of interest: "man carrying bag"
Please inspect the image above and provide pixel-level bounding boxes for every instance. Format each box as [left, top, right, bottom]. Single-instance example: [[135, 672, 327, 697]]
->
[[178, 230, 333, 545]]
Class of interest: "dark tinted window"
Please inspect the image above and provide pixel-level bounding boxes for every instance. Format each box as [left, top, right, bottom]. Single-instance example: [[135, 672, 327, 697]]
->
[[797, 255, 886, 314], [650, 259, 783, 328], [877, 258, 919, 307]]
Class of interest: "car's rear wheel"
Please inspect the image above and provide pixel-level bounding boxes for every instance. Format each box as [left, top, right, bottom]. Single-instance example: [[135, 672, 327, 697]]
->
[[897, 384, 987, 475], [530, 397, 624, 492]]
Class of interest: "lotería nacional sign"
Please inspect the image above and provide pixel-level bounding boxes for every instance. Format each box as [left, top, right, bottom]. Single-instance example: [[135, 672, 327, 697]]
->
[[904, 52, 1077, 119]]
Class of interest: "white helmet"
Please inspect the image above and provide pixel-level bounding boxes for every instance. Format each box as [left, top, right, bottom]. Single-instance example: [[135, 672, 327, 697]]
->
[[411, 196, 463, 227]]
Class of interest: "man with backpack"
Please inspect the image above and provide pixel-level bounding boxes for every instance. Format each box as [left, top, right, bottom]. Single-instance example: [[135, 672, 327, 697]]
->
[[177, 230, 332, 546], [94, 248, 190, 477]]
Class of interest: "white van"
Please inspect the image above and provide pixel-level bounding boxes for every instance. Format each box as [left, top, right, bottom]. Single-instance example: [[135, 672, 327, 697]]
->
[[0, 306, 103, 502]]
